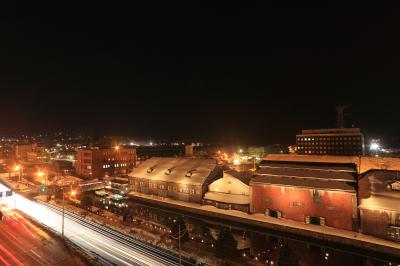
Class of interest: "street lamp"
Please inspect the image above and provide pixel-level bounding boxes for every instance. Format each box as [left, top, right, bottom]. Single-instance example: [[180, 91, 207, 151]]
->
[[173, 219, 182, 266], [14, 165, 21, 183], [37, 171, 44, 178]]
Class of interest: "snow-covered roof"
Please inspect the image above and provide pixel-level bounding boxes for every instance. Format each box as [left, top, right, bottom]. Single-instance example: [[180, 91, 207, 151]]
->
[[257, 161, 357, 181], [266, 154, 400, 174], [359, 196, 400, 212], [266, 154, 359, 165], [251, 175, 356, 192], [204, 191, 250, 205], [252, 160, 357, 192], [129, 157, 219, 185], [224, 170, 253, 185]]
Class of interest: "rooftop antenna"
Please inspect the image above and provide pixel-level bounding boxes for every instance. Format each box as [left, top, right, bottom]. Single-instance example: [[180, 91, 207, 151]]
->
[[336, 105, 345, 128]]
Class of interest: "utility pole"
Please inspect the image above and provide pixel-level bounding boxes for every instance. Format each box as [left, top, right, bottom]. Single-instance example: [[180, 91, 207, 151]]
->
[[179, 223, 182, 266], [62, 179, 65, 239]]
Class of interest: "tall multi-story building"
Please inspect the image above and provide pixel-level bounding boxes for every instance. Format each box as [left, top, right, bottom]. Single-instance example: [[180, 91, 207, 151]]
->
[[296, 128, 364, 156], [76, 146, 136, 179]]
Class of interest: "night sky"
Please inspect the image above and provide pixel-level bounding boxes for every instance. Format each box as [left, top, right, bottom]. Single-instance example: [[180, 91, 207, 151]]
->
[[0, 3, 399, 145]]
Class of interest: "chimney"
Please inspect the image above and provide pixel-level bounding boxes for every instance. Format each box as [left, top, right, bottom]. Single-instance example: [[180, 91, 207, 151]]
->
[[336, 105, 345, 128]]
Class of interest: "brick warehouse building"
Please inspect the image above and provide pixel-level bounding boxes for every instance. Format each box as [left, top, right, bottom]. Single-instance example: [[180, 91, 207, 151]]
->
[[76, 146, 136, 179], [358, 170, 400, 242], [129, 157, 222, 203], [251, 158, 358, 231]]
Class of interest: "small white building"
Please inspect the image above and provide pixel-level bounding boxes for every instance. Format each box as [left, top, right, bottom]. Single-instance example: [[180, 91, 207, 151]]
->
[[203, 170, 252, 212]]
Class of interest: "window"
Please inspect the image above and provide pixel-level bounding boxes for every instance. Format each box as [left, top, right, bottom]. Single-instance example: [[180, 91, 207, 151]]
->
[[313, 190, 321, 203], [190, 189, 195, 195]]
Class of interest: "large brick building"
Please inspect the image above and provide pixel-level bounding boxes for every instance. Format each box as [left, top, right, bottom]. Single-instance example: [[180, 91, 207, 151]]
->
[[251, 159, 358, 231], [359, 170, 400, 242], [129, 157, 222, 203], [76, 147, 136, 179]]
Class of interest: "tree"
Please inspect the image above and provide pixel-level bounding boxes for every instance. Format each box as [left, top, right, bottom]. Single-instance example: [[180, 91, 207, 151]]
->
[[278, 243, 298, 266], [170, 217, 189, 243], [122, 207, 133, 224], [215, 228, 238, 259], [80, 195, 93, 211]]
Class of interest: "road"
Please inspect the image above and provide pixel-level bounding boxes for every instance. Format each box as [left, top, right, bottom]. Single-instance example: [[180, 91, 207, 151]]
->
[[0, 206, 85, 266], [10, 193, 193, 266]]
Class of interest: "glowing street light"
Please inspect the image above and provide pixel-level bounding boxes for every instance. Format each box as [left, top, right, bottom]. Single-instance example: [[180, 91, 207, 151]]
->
[[233, 158, 241, 165], [37, 171, 44, 178], [70, 190, 77, 197], [370, 143, 380, 151], [115, 145, 120, 151], [14, 165, 20, 172]]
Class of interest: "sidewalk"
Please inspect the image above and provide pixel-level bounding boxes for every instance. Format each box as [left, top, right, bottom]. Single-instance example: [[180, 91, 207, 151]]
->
[[129, 191, 400, 257]]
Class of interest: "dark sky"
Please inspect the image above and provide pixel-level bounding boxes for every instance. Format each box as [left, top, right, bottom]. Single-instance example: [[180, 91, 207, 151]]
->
[[0, 3, 399, 145]]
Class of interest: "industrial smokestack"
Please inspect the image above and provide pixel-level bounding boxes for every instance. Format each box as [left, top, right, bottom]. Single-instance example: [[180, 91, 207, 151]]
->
[[336, 105, 345, 128]]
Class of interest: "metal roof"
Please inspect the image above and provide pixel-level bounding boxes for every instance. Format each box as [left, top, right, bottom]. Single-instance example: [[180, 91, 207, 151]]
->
[[129, 157, 219, 185]]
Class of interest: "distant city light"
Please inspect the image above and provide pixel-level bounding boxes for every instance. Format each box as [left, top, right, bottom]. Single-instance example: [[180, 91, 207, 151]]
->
[[370, 143, 380, 151], [233, 158, 241, 165]]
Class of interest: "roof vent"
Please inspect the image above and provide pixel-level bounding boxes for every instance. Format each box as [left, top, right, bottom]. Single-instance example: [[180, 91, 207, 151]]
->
[[186, 168, 196, 177], [165, 168, 172, 175], [147, 167, 154, 173]]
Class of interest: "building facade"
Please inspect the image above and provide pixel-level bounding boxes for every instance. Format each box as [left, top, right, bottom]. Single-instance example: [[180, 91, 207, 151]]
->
[[12, 143, 48, 162], [296, 128, 364, 156], [251, 159, 358, 231], [76, 147, 136, 179], [358, 170, 400, 242], [203, 170, 252, 212], [129, 157, 222, 203]]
